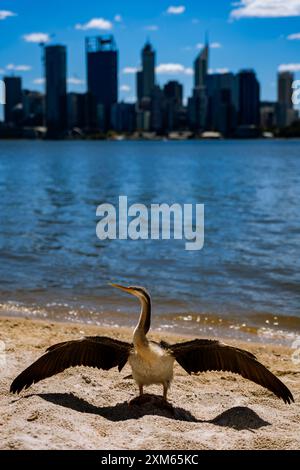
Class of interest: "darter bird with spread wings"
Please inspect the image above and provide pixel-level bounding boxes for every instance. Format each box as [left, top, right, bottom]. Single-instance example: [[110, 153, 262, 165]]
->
[[10, 284, 294, 404]]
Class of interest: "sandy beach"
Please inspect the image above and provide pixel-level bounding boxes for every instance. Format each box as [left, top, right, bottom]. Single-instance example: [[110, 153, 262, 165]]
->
[[0, 316, 299, 450]]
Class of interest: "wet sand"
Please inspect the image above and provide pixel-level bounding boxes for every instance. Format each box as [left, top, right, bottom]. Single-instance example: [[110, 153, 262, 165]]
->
[[0, 316, 299, 450]]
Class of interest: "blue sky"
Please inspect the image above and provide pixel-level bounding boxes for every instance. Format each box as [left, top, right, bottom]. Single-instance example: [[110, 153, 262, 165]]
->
[[1, 0, 300, 103]]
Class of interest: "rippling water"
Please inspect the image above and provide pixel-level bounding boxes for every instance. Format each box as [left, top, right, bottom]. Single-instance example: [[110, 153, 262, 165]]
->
[[0, 140, 299, 344]]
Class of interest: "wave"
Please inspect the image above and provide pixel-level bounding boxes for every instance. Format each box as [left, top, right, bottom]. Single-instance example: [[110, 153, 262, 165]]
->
[[0, 300, 299, 347]]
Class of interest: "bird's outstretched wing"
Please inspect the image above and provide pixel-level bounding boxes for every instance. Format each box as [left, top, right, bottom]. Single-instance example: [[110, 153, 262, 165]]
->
[[169, 339, 294, 404], [10, 336, 132, 394]]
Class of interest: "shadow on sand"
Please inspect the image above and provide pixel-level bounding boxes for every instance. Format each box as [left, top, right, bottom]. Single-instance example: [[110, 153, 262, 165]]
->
[[29, 392, 270, 431]]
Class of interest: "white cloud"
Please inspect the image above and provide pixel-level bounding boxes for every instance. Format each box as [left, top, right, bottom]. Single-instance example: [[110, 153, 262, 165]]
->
[[0, 10, 16, 20], [184, 67, 194, 75], [23, 33, 50, 43], [120, 85, 131, 92], [196, 42, 222, 49], [209, 68, 230, 74], [211, 42, 222, 48], [231, 0, 300, 19], [114, 14, 122, 22], [216, 68, 230, 73], [75, 18, 113, 31], [6, 64, 31, 71], [287, 32, 300, 40], [33, 77, 85, 85], [144, 25, 159, 31], [33, 78, 45, 85], [0, 68, 5, 74], [123, 67, 140, 74], [68, 77, 85, 85], [156, 63, 193, 75], [278, 63, 300, 72], [167, 5, 185, 15]]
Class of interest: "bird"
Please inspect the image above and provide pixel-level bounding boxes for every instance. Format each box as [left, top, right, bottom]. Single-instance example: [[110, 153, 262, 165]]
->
[[10, 284, 294, 405]]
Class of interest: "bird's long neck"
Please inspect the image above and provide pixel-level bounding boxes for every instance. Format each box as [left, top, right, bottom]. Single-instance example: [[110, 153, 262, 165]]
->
[[133, 295, 151, 349]]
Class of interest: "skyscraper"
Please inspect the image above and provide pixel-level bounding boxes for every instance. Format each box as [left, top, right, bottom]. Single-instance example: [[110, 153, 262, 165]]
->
[[150, 85, 164, 132], [163, 81, 183, 107], [86, 35, 118, 131], [277, 71, 296, 128], [188, 42, 210, 133], [4, 76, 22, 125], [194, 43, 209, 88], [163, 81, 183, 131], [238, 70, 260, 127], [135, 41, 156, 131], [207, 72, 239, 137], [141, 41, 155, 99], [187, 88, 208, 132], [136, 41, 155, 103], [45, 45, 67, 135], [136, 70, 143, 104], [278, 71, 293, 105]]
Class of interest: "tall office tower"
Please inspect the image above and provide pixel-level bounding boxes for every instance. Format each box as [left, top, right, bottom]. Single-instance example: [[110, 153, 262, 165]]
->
[[141, 41, 155, 99], [194, 43, 209, 88], [188, 41, 210, 133], [45, 45, 67, 135], [206, 72, 239, 137], [238, 69, 260, 127], [163, 81, 183, 107], [278, 71, 293, 105], [187, 87, 208, 132], [136, 70, 143, 104], [277, 71, 296, 128], [86, 35, 118, 131], [135, 41, 155, 131], [4, 76, 23, 125], [163, 81, 183, 131], [150, 85, 164, 132]]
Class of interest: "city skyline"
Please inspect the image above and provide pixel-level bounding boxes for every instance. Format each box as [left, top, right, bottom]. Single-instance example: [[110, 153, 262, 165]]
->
[[2, 33, 297, 138], [1, 0, 300, 108]]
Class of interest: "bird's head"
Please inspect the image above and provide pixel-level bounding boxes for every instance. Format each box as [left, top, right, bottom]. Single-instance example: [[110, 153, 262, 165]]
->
[[110, 283, 151, 306]]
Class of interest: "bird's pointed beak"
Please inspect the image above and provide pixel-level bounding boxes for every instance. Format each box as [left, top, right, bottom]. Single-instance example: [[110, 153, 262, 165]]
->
[[110, 283, 134, 295]]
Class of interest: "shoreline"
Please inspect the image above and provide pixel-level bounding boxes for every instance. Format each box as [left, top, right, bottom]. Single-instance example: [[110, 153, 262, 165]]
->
[[0, 315, 299, 450], [2, 136, 300, 142], [1, 302, 299, 348]]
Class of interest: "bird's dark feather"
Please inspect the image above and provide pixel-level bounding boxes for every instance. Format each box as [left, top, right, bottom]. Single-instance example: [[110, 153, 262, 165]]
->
[[10, 336, 133, 394], [169, 339, 294, 404]]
